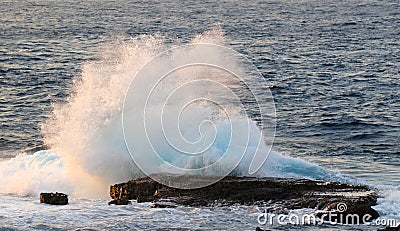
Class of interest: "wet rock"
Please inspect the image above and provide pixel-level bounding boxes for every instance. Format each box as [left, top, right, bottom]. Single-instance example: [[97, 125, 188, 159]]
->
[[317, 200, 379, 224], [40, 192, 68, 205], [151, 202, 177, 208], [110, 177, 159, 201], [108, 198, 131, 205], [110, 174, 379, 218]]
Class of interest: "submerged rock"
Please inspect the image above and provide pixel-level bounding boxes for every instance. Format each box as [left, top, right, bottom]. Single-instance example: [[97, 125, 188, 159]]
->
[[151, 202, 177, 208], [109, 175, 379, 223], [40, 192, 68, 205], [108, 198, 131, 205]]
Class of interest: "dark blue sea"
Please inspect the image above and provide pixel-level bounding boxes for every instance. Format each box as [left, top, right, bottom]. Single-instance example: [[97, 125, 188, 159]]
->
[[0, 0, 399, 230]]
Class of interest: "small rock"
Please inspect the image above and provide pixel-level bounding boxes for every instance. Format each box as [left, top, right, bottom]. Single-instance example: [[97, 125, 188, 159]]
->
[[108, 199, 131, 205], [151, 202, 177, 208], [40, 192, 68, 205]]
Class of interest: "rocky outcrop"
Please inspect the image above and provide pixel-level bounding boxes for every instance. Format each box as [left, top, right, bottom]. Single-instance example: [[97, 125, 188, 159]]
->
[[40, 192, 68, 205], [317, 200, 379, 224], [109, 174, 379, 223]]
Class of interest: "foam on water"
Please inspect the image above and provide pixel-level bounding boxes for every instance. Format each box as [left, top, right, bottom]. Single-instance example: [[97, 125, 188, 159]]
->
[[0, 150, 68, 196], [374, 186, 400, 220]]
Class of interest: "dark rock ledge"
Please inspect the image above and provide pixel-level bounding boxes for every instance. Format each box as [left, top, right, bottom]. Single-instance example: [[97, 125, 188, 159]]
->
[[40, 192, 68, 205], [109, 175, 379, 223]]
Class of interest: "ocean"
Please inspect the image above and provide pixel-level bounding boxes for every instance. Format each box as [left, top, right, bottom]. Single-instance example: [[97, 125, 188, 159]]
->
[[0, 0, 399, 230]]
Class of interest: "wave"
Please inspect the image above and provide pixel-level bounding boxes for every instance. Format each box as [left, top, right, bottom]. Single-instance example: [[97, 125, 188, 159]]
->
[[0, 150, 68, 197], [0, 28, 367, 198]]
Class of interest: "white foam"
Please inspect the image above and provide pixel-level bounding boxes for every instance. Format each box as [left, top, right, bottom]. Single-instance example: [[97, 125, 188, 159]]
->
[[374, 186, 400, 219], [0, 150, 69, 196]]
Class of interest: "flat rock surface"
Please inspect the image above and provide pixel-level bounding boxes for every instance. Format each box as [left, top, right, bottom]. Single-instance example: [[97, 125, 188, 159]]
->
[[110, 175, 379, 222]]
